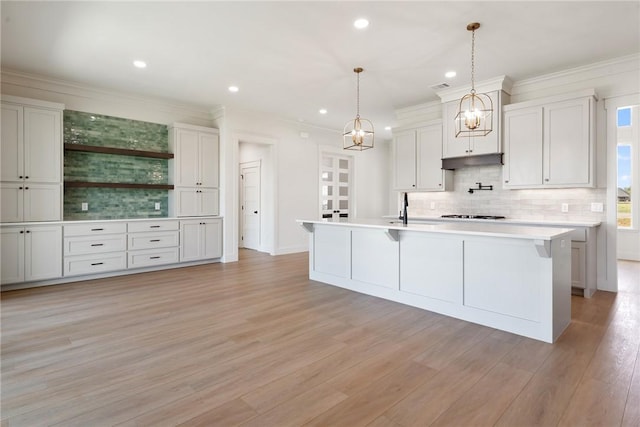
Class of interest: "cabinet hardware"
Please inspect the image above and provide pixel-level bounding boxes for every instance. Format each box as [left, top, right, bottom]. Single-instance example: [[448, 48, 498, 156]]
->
[[91, 228, 104, 231], [18, 175, 23, 179], [18, 187, 23, 190], [90, 243, 104, 247], [19, 230, 24, 234], [25, 230, 30, 233], [91, 262, 104, 266], [150, 225, 160, 228], [24, 187, 29, 190], [150, 256, 161, 259], [150, 239, 161, 242], [505, 180, 509, 183], [25, 176, 29, 179], [254, 211, 258, 214], [545, 178, 550, 182]]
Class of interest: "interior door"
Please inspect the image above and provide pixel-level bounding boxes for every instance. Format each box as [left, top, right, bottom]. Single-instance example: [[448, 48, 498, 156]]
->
[[320, 154, 351, 220], [240, 161, 260, 250]]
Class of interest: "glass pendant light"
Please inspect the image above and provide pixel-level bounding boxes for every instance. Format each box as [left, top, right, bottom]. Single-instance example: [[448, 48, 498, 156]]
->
[[343, 67, 374, 150], [455, 22, 493, 138]]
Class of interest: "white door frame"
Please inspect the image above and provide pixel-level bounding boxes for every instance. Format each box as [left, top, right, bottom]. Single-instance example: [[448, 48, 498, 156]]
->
[[232, 132, 278, 256], [240, 160, 261, 250]]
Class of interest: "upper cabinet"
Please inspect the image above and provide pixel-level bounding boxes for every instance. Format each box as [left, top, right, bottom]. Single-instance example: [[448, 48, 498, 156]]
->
[[503, 90, 596, 189], [169, 123, 220, 217], [394, 122, 452, 192], [1, 96, 64, 222], [442, 90, 506, 158]]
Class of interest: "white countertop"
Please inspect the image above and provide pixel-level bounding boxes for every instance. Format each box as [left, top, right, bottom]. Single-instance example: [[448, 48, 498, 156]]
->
[[382, 215, 601, 228], [297, 218, 573, 240], [1, 216, 223, 227]]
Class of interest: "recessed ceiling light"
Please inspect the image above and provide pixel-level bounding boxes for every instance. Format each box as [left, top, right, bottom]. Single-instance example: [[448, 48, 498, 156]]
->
[[228, 86, 239, 93], [445, 71, 457, 78], [354, 18, 369, 29], [384, 126, 391, 131], [133, 60, 147, 69], [319, 108, 328, 115]]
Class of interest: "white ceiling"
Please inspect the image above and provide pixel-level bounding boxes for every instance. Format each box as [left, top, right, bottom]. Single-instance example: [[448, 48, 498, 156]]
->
[[2, 1, 639, 133]]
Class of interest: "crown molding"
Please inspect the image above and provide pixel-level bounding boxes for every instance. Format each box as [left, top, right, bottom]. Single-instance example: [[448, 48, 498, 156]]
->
[[435, 75, 514, 103], [510, 53, 640, 96], [1, 68, 216, 124]]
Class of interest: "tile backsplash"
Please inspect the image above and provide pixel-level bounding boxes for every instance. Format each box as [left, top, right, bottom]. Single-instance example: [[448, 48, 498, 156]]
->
[[63, 110, 170, 220], [405, 165, 606, 222]]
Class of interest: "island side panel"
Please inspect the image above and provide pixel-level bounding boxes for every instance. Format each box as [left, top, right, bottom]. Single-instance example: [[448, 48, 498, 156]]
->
[[312, 224, 351, 279], [351, 228, 399, 290], [552, 237, 572, 341]]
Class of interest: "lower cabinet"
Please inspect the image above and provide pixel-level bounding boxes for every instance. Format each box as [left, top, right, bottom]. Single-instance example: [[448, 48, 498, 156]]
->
[[180, 217, 223, 262], [571, 241, 587, 290], [1, 225, 62, 284], [63, 221, 127, 276], [127, 220, 179, 268]]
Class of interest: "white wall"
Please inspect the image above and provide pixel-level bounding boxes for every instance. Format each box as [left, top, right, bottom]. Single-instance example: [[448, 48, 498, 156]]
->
[[220, 107, 391, 261]]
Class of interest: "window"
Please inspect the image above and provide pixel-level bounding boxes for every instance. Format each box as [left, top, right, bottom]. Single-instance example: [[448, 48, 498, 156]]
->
[[617, 144, 632, 228], [617, 106, 635, 229], [618, 107, 632, 127]]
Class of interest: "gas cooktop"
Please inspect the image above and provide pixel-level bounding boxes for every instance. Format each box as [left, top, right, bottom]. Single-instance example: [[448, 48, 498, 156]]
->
[[441, 214, 506, 220]]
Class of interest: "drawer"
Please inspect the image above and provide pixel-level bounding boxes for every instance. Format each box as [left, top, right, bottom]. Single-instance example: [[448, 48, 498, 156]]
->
[[128, 248, 179, 268], [128, 220, 179, 233], [64, 252, 127, 276], [128, 231, 178, 250], [64, 234, 127, 256], [64, 222, 126, 237], [567, 227, 586, 242]]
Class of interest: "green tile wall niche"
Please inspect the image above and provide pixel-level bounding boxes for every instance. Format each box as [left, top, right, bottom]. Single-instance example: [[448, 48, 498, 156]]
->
[[63, 110, 170, 220]]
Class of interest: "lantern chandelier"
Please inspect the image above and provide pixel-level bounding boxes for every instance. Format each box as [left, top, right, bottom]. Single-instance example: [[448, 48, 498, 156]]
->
[[455, 22, 493, 138], [343, 67, 374, 150]]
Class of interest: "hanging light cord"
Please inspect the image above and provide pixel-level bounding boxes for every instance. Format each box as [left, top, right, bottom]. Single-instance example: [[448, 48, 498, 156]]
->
[[356, 70, 361, 119], [470, 28, 476, 94]]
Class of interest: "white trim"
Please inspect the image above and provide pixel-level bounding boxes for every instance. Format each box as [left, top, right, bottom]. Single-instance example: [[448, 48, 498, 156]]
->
[[435, 75, 514, 103], [503, 89, 598, 112], [273, 246, 308, 255], [169, 122, 219, 134], [0, 94, 64, 110]]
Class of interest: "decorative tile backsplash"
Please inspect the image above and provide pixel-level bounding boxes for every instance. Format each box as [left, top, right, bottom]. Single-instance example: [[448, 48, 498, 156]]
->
[[63, 110, 170, 220], [405, 165, 607, 222]]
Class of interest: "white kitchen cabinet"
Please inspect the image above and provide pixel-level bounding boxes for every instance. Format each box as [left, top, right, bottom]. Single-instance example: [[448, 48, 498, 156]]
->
[[127, 220, 179, 268], [170, 124, 219, 188], [1, 225, 62, 285], [442, 90, 502, 158], [503, 90, 596, 189], [180, 217, 223, 262], [571, 241, 586, 290], [63, 221, 127, 276], [393, 123, 452, 191], [1, 97, 63, 222], [174, 187, 219, 217], [170, 123, 220, 218], [0, 182, 61, 222]]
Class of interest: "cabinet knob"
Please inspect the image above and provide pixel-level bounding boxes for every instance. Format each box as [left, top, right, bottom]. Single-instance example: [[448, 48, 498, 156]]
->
[[18, 187, 23, 190], [26, 230, 30, 233], [25, 176, 29, 179], [545, 178, 550, 182], [19, 230, 24, 234], [24, 187, 29, 190], [18, 175, 23, 179], [412, 184, 416, 187], [505, 180, 509, 183], [469, 150, 473, 153], [438, 183, 442, 186]]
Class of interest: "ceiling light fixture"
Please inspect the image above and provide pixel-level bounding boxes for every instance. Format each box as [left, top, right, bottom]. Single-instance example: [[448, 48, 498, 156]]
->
[[384, 126, 391, 131], [455, 22, 493, 138], [445, 71, 457, 79], [354, 18, 369, 29], [319, 108, 328, 115], [228, 86, 239, 93], [343, 67, 374, 151], [133, 60, 147, 69]]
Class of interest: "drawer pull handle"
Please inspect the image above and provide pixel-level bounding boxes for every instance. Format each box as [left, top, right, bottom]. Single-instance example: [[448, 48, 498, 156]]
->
[[150, 239, 161, 242], [150, 256, 161, 259], [91, 262, 104, 266], [150, 225, 161, 228], [90, 243, 104, 247], [91, 228, 104, 231]]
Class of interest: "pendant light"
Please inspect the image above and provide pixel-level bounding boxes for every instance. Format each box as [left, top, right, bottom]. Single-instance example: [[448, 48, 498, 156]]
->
[[455, 22, 493, 138], [343, 67, 374, 150]]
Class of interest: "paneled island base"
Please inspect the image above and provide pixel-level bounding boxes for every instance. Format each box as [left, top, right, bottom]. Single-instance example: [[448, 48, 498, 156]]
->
[[298, 219, 573, 343]]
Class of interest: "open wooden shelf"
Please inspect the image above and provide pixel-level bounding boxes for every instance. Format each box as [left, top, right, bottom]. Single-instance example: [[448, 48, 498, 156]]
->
[[64, 143, 174, 159], [64, 182, 174, 190]]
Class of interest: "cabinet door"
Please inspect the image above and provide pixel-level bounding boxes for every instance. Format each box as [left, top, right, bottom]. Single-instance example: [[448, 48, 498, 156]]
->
[[469, 90, 500, 155], [394, 130, 416, 190], [571, 241, 586, 289], [544, 97, 591, 186], [24, 107, 61, 183], [202, 219, 223, 259], [200, 188, 219, 216], [1, 103, 24, 181], [175, 188, 200, 217], [25, 226, 62, 282], [180, 220, 203, 262], [199, 133, 219, 187], [23, 184, 61, 221], [174, 129, 200, 187], [1, 227, 25, 284], [0, 183, 24, 223], [503, 106, 543, 187], [416, 125, 444, 190], [442, 100, 470, 158]]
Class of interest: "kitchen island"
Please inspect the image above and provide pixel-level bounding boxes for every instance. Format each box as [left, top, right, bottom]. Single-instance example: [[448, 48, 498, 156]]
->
[[297, 218, 573, 343]]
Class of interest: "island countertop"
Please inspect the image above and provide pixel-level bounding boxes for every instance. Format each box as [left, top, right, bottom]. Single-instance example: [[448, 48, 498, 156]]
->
[[297, 218, 573, 241]]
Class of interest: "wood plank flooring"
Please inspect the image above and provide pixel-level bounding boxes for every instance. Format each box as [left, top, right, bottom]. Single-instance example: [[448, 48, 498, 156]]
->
[[1, 250, 639, 426]]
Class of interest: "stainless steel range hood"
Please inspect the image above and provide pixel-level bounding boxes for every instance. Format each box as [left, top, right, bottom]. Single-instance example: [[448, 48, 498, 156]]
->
[[442, 153, 503, 170]]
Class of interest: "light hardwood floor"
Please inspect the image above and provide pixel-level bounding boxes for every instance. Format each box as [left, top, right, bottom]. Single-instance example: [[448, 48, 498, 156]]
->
[[1, 250, 639, 426]]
